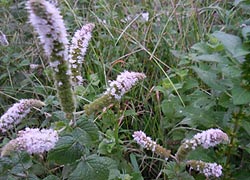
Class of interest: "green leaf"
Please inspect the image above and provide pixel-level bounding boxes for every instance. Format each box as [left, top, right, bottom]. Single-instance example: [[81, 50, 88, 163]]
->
[[162, 162, 195, 180], [191, 42, 211, 53], [68, 154, 117, 180], [232, 85, 250, 105], [48, 136, 83, 165], [98, 130, 116, 155], [241, 121, 250, 136], [212, 31, 250, 57], [192, 66, 227, 91], [193, 53, 224, 62], [77, 116, 99, 137], [73, 116, 99, 146], [242, 26, 250, 40]]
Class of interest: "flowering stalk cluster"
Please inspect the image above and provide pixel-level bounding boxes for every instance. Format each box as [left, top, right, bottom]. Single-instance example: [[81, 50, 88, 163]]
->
[[1, 128, 58, 156], [105, 71, 146, 100], [84, 71, 146, 115], [0, 99, 45, 133], [187, 160, 223, 178], [175, 128, 229, 161], [133, 131, 171, 160], [69, 23, 95, 86], [27, 0, 75, 119]]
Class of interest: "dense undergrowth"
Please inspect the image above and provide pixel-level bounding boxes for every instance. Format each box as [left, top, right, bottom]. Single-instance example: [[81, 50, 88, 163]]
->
[[1, 0, 250, 179]]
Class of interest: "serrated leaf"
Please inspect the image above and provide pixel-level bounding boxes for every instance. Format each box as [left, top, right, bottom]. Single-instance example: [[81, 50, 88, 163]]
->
[[72, 127, 98, 147], [68, 154, 117, 180], [193, 53, 224, 62], [242, 26, 250, 40], [192, 66, 226, 91], [76, 116, 99, 142], [212, 31, 250, 57], [241, 121, 250, 136], [48, 136, 83, 165], [191, 42, 211, 53], [232, 85, 250, 105], [163, 162, 195, 180]]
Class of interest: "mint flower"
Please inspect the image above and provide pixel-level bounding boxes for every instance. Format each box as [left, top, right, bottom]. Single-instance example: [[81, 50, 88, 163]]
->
[[176, 128, 229, 161], [69, 23, 95, 86], [133, 130, 157, 151], [187, 160, 223, 178], [27, 0, 68, 57], [193, 128, 229, 149], [27, 0, 75, 119], [1, 128, 58, 156], [133, 130, 171, 160], [84, 71, 146, 115], [0, 99, 45, 132], [105, 71, 146, 100]]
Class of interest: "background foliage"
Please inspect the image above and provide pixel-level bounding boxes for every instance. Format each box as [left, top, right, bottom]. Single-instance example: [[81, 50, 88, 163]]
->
[[1, 0, 250, 179]]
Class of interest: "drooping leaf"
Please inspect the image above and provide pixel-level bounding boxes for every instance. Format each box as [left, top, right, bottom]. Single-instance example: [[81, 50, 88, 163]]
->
[[162, 162, 195, 180], [212, 31, 250, 57], [242, 26, 250, 40], [193, 53, 224, 62], [48, 136, 83, 165], [192, 66, 227, 91], [241, 120, 250, 136], [76, 115, 99, 143], [68, 154, 117, 180], [232, 85, 250, 105], [191, 42, 212, 53]]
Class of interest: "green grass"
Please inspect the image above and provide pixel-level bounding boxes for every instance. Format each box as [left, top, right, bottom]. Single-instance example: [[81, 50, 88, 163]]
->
[[1, 0, 250, 179]]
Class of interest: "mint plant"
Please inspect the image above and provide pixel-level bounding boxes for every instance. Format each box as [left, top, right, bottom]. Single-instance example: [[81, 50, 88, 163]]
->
[[1, 0, 250, 179]]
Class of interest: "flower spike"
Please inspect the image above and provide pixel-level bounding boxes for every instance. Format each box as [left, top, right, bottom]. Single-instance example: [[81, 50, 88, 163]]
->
[[69, 23, 95, 86], [176, 128, 229, 161], [27, 0, 75, 119], [1, 128, 58, 156], [187, 160, 223, 178], [133, 130, 171, 160], [0, 99, 45, 133], [84, 71, 146, 115]]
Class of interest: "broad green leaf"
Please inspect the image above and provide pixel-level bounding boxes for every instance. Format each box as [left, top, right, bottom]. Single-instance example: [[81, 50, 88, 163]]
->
[[192, 66, 226, 91], [68, 154, 117, 180], [212, 31, 250, 57], [163, 162, 195, 180], [48, 136, 83, 165], [232, 85, 250, 105], [98, 130, 116, 155], [30, 164, 46, 177], [193, 53, 224, 62], [0, 157, 14, 177], [72, 117, 99, 147], [161, 96, 183, 119], [191, 42, 211, 53], [10, 153, 32, 175], [242, 26, 250, 40], [241, 121, 250, 136]]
